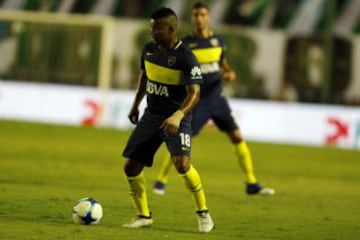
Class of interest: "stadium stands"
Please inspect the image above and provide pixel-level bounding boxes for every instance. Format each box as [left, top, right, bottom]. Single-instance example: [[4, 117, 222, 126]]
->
[[0, 0, 358, 33], [0, 0, 359, 105]]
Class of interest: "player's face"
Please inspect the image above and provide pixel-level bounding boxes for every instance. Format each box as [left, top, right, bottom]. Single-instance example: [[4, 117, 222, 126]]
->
[[150, 18, 172, 46], [192, 7, 210, 31]]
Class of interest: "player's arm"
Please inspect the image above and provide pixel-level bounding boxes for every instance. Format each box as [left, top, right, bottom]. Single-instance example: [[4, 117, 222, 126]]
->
[[128, 70, 147, 124], [181, 83, 200, 113], [160, 83, 200, 135], [220, 58, 237, 83]]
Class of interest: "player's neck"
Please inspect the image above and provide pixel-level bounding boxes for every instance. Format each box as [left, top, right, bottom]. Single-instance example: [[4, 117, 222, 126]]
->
[[194, 28, 211, 38], [159, 38, 179, 50]]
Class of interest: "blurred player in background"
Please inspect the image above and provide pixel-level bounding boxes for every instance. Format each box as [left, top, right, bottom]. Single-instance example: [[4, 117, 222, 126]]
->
[[153, 2, 275, 196], [122, 7, 214, 232]]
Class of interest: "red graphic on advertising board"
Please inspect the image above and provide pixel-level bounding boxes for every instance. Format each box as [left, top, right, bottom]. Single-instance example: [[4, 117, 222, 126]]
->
[[325, 117, 349, 145], [82, 99, 101, 126]]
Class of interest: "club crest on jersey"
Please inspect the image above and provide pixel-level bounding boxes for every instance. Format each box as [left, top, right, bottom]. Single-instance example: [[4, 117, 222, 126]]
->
[[210, 38, 219, 46], [168, 56, 176, 66]]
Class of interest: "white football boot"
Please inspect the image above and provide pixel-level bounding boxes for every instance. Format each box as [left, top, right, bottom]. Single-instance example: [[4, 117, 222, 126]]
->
[[196, 210, 214, 233], [122, 215, 154, 228]]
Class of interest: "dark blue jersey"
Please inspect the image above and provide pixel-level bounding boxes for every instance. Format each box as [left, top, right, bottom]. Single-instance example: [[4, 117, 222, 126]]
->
[[140, 40, 203, 115], [182, 33, 225, 97]]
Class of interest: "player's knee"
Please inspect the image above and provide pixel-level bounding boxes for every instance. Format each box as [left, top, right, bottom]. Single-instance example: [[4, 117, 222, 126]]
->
[[172, 156, 190, 174], [124, 158, 143, 177], [228, 129, 243, 143]]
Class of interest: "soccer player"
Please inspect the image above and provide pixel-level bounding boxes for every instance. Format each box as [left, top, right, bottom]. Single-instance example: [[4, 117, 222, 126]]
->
[[153, 2, 275, 196], [122, 7, 214, 233]]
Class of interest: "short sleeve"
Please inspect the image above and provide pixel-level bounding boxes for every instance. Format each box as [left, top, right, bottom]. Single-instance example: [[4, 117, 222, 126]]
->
[[181, 50, 203, 85]]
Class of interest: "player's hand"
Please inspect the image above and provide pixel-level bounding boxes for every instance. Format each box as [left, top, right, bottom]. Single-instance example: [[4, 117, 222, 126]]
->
[[223, 70, 237, 83], [128, 107, 139, 124], [159, 110, 184, 136]]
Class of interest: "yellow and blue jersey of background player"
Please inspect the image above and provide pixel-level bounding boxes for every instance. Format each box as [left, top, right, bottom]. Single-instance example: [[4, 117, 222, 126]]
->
[[182, 32, 225, 97], [140, 40, 203, 115]]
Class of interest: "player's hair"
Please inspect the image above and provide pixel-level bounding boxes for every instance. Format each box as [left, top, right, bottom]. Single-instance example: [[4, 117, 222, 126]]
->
[[193, 1, 209, 10], [151, 7, 178, 20]]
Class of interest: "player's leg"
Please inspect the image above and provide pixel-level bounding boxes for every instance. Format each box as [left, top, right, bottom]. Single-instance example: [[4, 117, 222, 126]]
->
[[153, 108, 210, 195], [228, 129, 275, 195], [152, 151, 172, 195], [164, 116, 214, 232], [227, 129, 257, 183], [212, 97, 275, 195], [122, 113, 162, 227], [172, 155, 207, 209], [123, 158, 153, 228], [211, 97, 257, 183], [174, 155, 214, 232]]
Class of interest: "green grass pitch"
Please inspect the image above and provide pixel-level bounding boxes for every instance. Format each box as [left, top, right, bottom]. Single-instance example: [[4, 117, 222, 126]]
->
[[0, 120, 359, 240]]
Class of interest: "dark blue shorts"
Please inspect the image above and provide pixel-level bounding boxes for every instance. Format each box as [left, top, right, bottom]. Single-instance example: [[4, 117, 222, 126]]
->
[[122, 110, 193, 167], [192, 95, 239, 136]]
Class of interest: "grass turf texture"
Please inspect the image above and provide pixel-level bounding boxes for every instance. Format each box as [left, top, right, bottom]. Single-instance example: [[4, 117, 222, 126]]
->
[[0, 120, 359, 240]]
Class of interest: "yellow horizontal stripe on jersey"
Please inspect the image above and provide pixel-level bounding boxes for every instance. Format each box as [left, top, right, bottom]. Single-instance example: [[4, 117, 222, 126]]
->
[[145, 60, 182, 85], [192, 47, 222, 63]]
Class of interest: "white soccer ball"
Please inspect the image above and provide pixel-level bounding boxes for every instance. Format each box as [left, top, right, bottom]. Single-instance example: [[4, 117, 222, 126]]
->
[[72, 197, 103, 225]]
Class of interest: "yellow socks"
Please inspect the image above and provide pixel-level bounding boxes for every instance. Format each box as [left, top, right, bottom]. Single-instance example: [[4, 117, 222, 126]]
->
[[126, 172, 150, 217], [156, 152, 173, 183], [234, 141, 257, 184], [180, 165, 208, 211], [156, 141, 257, 190]]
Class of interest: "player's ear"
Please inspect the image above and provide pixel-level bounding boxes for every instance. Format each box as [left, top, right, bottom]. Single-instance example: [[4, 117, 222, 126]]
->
[[169, 25, 176, 35]]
